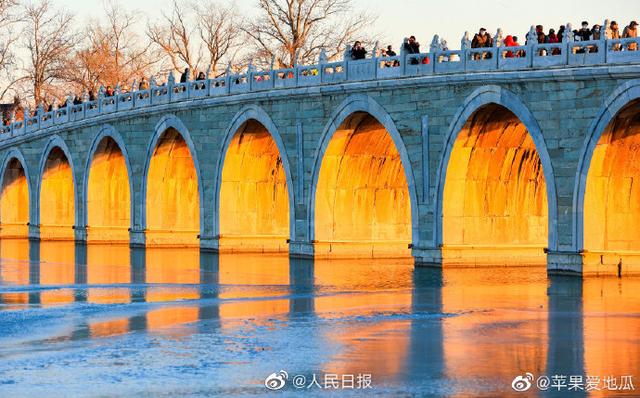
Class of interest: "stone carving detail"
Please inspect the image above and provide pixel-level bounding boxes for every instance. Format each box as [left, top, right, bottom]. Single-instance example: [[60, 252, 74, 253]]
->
[[461, 32, 471, 50], [430, 35, 442, 53]]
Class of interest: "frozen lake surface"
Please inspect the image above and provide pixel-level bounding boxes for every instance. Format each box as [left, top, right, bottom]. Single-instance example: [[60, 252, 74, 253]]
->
[[0, 240, 639, 397]]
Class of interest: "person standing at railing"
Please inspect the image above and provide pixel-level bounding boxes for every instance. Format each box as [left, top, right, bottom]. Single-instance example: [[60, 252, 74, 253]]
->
[[385, 45, 396, 57], [534, 25, 548, 55], [607, 21, 622, 51], [403, 36, 421, 64], [575, 21, 592, 53], [576, 21, 592, 42], [180, 68, 190, 83], [138, 77, 149, 91], [351, 41, 367, 60], [547, 29, 560, 55], [471, 28, 491, 60], [623, 21, 638, 51], [384, 45, 399, 67]]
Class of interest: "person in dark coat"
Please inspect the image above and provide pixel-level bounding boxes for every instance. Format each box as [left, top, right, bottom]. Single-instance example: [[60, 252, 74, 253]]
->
[[180, 68, 190, 83], [351, 41, 367, 60]]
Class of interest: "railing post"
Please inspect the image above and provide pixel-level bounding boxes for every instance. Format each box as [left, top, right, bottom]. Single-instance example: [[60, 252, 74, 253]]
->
[[98, 86, 104, 114], [9, 111, 15, 136], [66, 98, 72, 123], [23, 107, 28, 134], [167, 71, 175, 102], [36, 104, 43, 129]]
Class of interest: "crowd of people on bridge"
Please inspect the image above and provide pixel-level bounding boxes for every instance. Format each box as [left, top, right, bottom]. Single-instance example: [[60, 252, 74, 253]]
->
[[352, 18, 639, 63], [3, 18, 640, 127]]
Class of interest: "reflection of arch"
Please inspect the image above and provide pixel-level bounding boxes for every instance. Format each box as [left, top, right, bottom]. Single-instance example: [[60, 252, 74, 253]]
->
[[36, 135, 78, 232], [141, 115, 203, 244], [215, 105, 295, 250], [434, 86, 558, 251], [308, 94, 419, 249], [573, 79, 640, 251], [0, 148, 31, 237], [82, 125, 133, 241]]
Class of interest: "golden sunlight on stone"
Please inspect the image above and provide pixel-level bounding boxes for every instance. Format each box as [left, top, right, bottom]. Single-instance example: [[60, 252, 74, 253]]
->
[[315, 113, 411, 258], [584, 100, 640, 267], [40, 147, 75, 240], [87, 137, 131, 242], [146, 128, 199, 246], [0, 158, 29, 237], [443, 104, 547, 265], [219, 121, 289, 252]]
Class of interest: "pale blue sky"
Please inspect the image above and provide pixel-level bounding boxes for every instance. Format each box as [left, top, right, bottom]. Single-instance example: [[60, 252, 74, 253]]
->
[[53, 0, 640, 50]]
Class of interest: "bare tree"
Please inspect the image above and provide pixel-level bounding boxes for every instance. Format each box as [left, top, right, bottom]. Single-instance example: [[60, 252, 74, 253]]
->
[[147, 0, 202, 75], [68, 1, 156, 92], [194, 1, 240, 76], [20, 0, 78, 105], [0, 0, 21, 100], [243, 0, 376, 68]]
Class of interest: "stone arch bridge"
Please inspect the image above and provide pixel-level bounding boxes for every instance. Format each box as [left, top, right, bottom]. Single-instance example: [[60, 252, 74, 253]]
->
[[2, 40, 640, 275]]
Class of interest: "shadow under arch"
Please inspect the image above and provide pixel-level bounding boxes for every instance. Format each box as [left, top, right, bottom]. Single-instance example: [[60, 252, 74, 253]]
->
[[36, 135, 78, 239], [433, 86, 559, 262], [82, 125, 134, 242], [573, 79, 640, 256], [308, 94, 419, 257], [141, 115, 204, 246], [0, 148, 31, 237], [214, 105, 296, 252]]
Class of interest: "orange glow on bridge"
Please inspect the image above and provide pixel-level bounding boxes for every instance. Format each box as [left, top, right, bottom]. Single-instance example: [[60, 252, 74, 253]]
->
[[219, 121, 289, 252], [584, 100, 640, 266], [146, 128, 200, 246], [443, 104, 548, 265], [87, 137, 131, 242], [314, 113, 411, 258], [0, 158, 29, 237], [40, 147, 75, 240], [87, 137, 131, 241]]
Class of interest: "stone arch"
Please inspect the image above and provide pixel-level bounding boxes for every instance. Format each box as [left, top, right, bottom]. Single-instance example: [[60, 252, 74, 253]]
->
[[82, 125, 133, 241], [308, 94, 420, 255], [0, 148, 31, 237], [141, 115, 203, 245], [214, 105, 295, 251], [434, 86, 558, 255], [574, 79, 640, 253], [36, 135, 78, 239]]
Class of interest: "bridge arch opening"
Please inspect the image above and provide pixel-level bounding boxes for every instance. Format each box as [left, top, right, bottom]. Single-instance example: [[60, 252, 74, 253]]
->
[[584, 99, 640, 261], [145, 127, 200, 246], [219, 120, 290, 252], [314, 112, 412, 258], [40, 147, 75, 239], [0, 157, 29, 237], [87, 136, 131, 242], [442, 103, 548, 265]]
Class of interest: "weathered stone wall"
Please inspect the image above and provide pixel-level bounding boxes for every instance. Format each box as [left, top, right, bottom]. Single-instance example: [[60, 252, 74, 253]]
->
[[0, 64, 639, 274]]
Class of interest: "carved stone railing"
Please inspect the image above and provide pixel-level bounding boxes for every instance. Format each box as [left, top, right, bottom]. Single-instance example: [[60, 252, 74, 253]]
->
[[1, 36, 639, 140]]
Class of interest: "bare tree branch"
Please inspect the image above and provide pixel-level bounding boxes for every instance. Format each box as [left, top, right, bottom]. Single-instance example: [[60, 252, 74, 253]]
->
[[193, 1, 240, 75], [19, 0, 79, 105], [67, 0, 157, 92], [0, 0, 21, 101], [147, 0, 202, 75], [242, 0, 377, 68]]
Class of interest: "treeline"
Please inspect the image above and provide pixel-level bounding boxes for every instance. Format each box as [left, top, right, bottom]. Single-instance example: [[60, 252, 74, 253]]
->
[[0, 0, 375, 106]]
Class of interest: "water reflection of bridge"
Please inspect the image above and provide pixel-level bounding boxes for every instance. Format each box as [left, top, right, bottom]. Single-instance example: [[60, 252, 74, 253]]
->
[[0, 240, 638, 394]]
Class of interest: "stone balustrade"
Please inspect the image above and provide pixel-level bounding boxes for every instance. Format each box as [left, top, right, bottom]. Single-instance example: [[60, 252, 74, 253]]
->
[[1, 35, 639, 139]]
